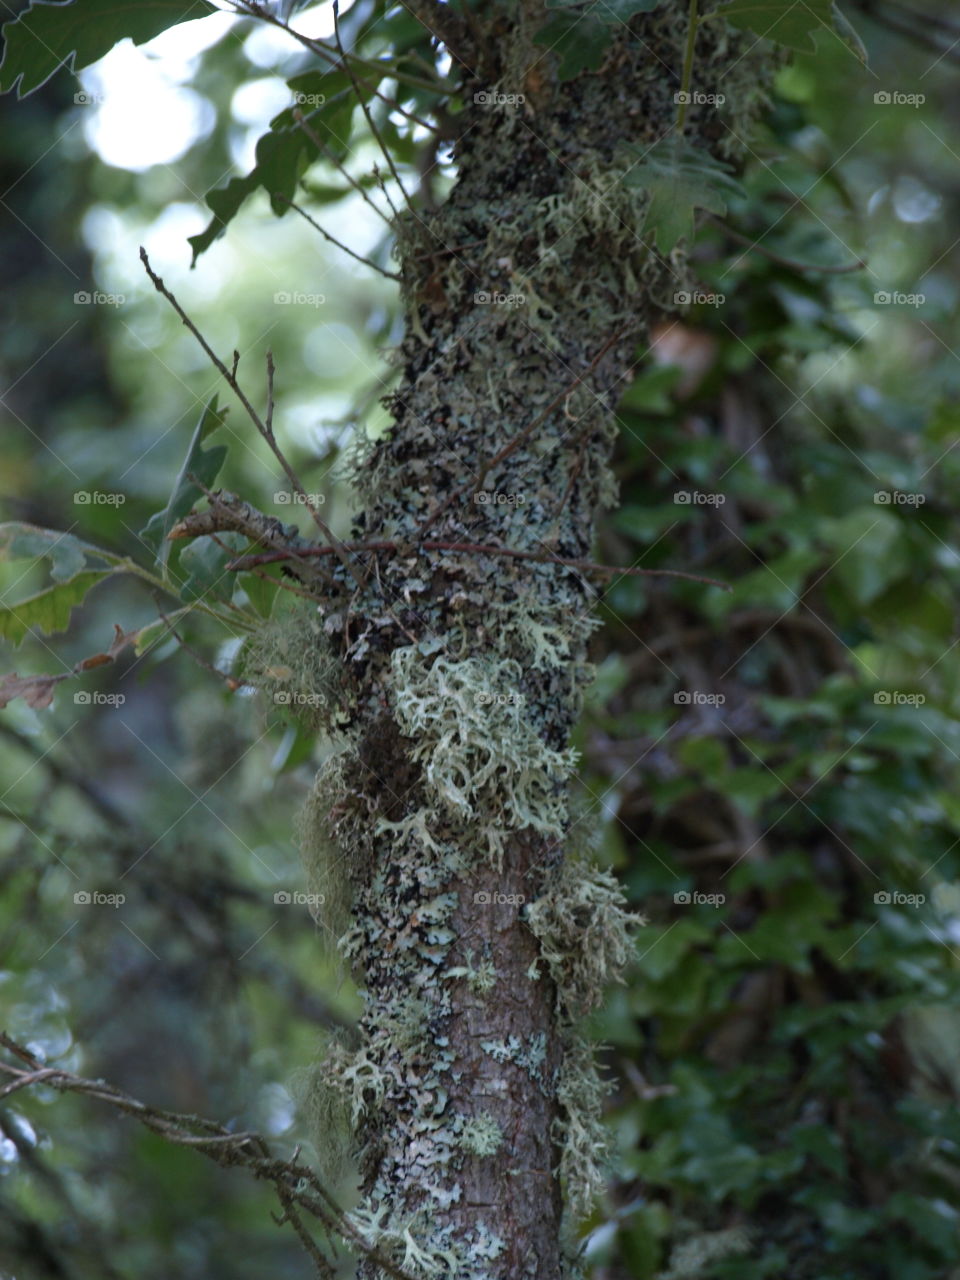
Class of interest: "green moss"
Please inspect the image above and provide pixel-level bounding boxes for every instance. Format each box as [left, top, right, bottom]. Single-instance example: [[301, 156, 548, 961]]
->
[[236, 599, 347, 732]]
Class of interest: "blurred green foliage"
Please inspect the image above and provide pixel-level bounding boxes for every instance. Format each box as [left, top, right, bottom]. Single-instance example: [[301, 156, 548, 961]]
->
[[1, 2, 959, 1279]]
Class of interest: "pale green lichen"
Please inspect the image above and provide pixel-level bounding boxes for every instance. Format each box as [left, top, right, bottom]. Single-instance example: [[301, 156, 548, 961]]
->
[[236, 599, 346, 731], [554, 1035, 614, 1221], [388, 646, 577, 865], [660, 1226, 755, 1277], [526, 859, 645, 1015], [446, 948, 497, 994], [457, 1112, 504, 1157]]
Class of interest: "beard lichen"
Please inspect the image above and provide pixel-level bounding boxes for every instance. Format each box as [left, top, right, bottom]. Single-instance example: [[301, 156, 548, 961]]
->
[[387, 646, 577, 866]]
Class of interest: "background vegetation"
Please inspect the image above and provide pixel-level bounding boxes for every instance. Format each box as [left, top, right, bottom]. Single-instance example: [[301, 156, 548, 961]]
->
[[2, 2, 959, 1277]]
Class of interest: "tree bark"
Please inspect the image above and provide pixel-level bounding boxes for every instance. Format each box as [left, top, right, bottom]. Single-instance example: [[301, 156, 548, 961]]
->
[[298, 3, 778, 1273]]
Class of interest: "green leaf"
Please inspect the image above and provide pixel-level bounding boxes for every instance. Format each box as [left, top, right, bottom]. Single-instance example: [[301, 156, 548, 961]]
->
[[545, 0, 663, 22], [0, 524, 91, 581], [624, 138, 743, 255], [189, 68, 378, 263], [0, 0, 217, 98], [533, 14, 612, 80], [140, 397, 228, 571], [179, 533, 246, 602], [719, 0, 865, 60], [0, 570, 112, 646]]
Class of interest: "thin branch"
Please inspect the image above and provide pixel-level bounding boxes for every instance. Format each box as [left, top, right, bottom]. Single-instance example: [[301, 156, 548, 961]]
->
[[0, 1032, 418, 1280], [139, 250, 364, 591], [280, 197, 401, 280], [293, 110, 395, 229], [224, 538, 731, 591], [333, 0, 413, 218], [707, 216, 867, 274], [416, 324, 636, 539]]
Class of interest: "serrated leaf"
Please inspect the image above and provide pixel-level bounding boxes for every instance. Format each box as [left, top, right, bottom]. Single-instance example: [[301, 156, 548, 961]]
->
[[624, 138, 743, 254], [140, 396, 228, 570], [720, 0, 863, 59], [0, 570, 113, 646], [0, 0, 216, 98], [0, 524, 92, 581]]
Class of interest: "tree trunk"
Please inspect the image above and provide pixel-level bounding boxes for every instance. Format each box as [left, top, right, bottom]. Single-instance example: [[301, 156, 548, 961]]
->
[[299, 3, 777, 1273]]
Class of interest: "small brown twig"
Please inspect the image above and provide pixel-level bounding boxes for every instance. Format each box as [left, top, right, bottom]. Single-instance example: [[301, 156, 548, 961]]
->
[[293, 110, 395, 229], [224, 538, 731, 591], [280, 198, 401, 281]]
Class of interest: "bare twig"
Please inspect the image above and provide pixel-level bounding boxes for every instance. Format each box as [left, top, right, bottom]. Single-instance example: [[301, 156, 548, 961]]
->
[[224, 538, 731, 591], [0, 1032, 418, 1280], [280, 197, 401, 280], [294, 110, 396, 228], [333, 0, 413, 218], [139, 251, 364, 590]]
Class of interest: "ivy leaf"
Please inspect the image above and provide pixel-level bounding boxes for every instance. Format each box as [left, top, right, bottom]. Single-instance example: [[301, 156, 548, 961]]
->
[[140, 396, 228, 569], [0, 570, 113, 646], [624, 138, 743, 254], [534, 13, 612, 80], [0, 0, 217, 98], [189, 67, 379, 264], [720, 0, 865, 60]]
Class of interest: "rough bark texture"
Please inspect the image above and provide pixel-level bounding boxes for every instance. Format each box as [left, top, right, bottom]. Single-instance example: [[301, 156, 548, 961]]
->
[[289, 3, 778, 1275]]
